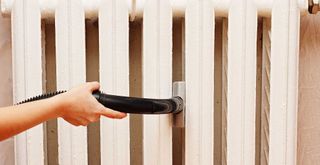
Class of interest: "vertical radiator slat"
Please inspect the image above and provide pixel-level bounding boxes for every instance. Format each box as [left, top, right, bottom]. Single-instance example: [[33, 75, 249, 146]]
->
[[55, 0, 87, 164], [269, 0, 300, 164], [11, 0, 43, 164], [142, 0, 173, 164], [99, 0, 130, 164], [226, 0, 257, 164], [185, 0, 214, 164]]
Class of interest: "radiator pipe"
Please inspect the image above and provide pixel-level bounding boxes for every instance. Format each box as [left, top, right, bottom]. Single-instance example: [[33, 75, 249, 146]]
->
[[1, 0, 308, 19]]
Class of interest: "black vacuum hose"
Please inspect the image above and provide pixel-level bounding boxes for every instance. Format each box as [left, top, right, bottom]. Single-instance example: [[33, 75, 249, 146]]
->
[[17, 90, 183, 114]]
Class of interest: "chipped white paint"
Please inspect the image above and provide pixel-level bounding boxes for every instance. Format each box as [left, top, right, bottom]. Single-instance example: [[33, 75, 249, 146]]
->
[[269, 0, 300, 164], [226, 0, 257, 164], [142, 0, 172, 164], [98, 0, 130, 164], [11, 0, 44, 164], [185, 0, 214, 164], [55, 0, 87, 164]]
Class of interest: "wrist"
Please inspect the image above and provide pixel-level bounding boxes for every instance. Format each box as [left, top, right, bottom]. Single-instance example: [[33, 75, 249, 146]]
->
[[49, 94, 68, 118]]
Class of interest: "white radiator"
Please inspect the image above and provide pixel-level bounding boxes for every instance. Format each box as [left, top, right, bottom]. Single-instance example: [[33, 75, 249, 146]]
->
[[1, 0, 307, 164]]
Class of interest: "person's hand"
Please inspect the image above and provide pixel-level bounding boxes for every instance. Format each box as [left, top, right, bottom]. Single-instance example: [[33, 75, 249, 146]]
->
[[52, 82, 127, 126]]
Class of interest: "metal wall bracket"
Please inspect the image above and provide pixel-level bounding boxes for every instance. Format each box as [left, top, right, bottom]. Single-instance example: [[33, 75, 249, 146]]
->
[[173, 81, 186, 128]]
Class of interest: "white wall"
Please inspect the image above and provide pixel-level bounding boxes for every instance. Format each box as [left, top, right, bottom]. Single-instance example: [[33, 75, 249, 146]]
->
[[0, 13, 14, 165]]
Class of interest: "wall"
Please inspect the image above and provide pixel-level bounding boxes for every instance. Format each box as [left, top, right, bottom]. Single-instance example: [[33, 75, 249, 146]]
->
[[298, 13, 320, 165], [0, 13, 14, 165]]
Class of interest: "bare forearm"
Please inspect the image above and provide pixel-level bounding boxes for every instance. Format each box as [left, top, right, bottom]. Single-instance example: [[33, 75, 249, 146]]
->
[[0, 82, 126, 141], [0, 98, 62, 141]]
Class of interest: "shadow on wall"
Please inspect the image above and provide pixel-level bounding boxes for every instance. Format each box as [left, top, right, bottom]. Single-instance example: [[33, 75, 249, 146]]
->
[[0, 13, 14, 165], [298, 14, 320, 165]]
